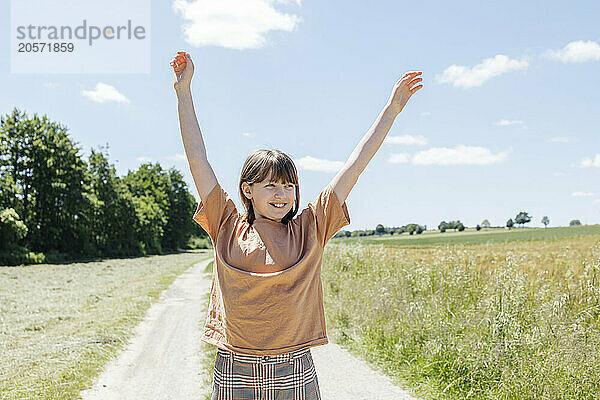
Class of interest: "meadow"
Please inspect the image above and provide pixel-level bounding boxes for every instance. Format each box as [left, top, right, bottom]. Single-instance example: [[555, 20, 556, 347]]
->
[[0, 250, 211, 400], [323, 227, 600, 399], [2, 225, 599, 399]]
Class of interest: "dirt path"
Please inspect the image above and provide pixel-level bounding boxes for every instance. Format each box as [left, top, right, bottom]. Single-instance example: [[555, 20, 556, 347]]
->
[[311, 343, 417, 399], [80, 258, 212, 400], [80, 257, 419, 400]]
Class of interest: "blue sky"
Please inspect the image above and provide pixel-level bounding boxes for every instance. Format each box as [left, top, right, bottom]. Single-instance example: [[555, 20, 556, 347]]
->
[[2, 0, 599, 230]]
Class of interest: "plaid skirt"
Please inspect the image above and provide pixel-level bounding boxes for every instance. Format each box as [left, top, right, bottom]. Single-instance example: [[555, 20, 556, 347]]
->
[[211, 347, 321, 400]]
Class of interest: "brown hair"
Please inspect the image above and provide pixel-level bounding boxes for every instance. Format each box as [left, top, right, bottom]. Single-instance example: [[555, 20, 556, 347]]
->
[[239, 149, 300, 226]]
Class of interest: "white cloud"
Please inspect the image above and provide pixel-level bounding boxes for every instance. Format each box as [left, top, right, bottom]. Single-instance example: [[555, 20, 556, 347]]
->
[[242, 132, 254, 137], [572, 192, 594, 197], [544, 40, 600, 63], [136, 156, 152, 163], [552, 172, 567, 177], [550, 136, 570, 143], [387, 153, 411, 164], [167, 154, 187, 162], [81, 83, 130, 104], [384, 135, 427, 146], [495, 119, 524, 126], [417, 145, 509, 165], [172, 0, 302, 49], [43, 82, 58, 88], [579, 154, 600, 168], [387, 145, 510, 166], [435, 54, 529, 89], [595, 199, 600, 204], [294, 155, 344, 173]]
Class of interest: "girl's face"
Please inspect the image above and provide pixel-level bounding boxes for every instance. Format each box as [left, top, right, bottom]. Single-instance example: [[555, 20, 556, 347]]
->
[[242, 175, 296, 222]]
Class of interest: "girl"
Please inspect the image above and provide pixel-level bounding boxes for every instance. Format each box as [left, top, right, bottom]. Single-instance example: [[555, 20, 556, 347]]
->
[[172, 51, 422, 400]]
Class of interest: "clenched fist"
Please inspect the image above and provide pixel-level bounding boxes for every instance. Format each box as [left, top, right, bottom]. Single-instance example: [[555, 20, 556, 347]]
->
[[171, 51, 194, 91]]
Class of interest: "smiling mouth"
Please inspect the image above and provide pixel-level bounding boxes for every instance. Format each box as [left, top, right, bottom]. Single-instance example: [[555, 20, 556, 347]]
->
[[269, 202, 287, 209]]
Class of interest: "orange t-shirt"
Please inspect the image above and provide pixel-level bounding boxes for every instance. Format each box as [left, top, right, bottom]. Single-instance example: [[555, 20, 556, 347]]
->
[[192, 181, 350, 355]]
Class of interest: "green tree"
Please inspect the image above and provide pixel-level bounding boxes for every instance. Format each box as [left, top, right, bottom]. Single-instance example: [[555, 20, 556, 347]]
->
[[162, 168, 199, 250], [122, 162, 198, 254], [515, 211, 532, 228], [87, 146, 142, 256], [0, 208, 28, 250], [570, 219, 582, 226], [481, 219, 491, 229], [506, 218, 514, 230], [541, 216, 550, 228], [123, 163, 169, 254], [0, 108, 93, 256], [438, 221, 447, 232]]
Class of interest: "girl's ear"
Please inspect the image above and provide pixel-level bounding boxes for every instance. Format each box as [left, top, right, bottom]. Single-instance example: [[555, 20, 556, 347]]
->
[[241, 182, 253, 200]]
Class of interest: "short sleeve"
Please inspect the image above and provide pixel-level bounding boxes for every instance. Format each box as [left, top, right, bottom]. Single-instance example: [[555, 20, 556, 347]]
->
[[192, 182, 238, 244], [308, 183, 351, 247]]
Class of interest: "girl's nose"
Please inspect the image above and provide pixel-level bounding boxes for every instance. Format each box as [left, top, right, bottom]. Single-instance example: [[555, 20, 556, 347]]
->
[[275, 187, 285, 197]]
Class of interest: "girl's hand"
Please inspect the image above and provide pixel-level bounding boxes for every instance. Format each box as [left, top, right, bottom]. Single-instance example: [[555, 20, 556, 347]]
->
[[387, 71, 423, 115], [171, 51, 194, 91]]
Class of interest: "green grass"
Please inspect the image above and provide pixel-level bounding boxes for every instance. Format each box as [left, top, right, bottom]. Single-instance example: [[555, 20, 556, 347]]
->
[[0, 250, 212, 400], [332, 225, 600, 247], [4, 224, 600, 399], [322, 231, 600, 399]]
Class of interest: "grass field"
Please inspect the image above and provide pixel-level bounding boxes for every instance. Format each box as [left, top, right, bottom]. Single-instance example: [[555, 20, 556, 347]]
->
[[322, 229, 600, 399], [3, 225, 599, 399], [332, 224, 600, 247], [0, 250, 211, 400]]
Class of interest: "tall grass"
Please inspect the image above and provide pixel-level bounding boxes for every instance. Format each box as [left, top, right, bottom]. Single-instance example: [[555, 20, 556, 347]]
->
[[322, 236, 600, 399]]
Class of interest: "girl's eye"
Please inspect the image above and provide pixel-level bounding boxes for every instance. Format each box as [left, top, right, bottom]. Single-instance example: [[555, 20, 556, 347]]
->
[[266, 183, 294, 188]]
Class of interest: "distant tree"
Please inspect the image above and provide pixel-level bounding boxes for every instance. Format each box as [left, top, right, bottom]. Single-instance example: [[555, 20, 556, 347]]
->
[[541, 216, 550, 228], [375, 224, 385, 235], [438, 221, 447, 232], [457, 223, 465, 232], [506, 218, 514, 230], [570, 219, 582, 226], [481, 219, 491, 229], [476, 224, 481, 231], [416, 225, 424, 234], [407, 224, 417, 235], [515, 211, 532, 228]]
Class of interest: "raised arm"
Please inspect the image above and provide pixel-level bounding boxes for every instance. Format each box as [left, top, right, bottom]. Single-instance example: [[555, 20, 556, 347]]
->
[[329, 71, 423, 204], [172, 52, 218, 202]]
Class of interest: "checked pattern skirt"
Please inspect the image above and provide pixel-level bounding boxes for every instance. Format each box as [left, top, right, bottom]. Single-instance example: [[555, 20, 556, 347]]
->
[[211, 347, 322, 400]]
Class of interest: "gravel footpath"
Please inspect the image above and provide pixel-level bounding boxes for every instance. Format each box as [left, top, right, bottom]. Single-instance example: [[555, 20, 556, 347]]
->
[[80, 257, 419, 399], [80, 259, 212, 400]]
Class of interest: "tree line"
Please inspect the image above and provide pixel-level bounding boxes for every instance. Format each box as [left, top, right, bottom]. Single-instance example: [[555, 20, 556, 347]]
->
[[0, 108, 208, 266], [335, 212, 586, 238]]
